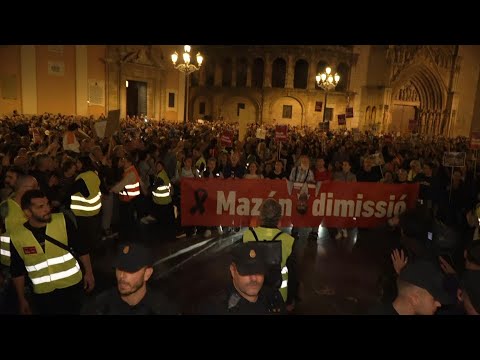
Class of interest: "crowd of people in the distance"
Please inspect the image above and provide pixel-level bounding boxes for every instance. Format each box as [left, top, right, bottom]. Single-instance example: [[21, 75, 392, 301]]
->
[[0, 110, 478, 315]]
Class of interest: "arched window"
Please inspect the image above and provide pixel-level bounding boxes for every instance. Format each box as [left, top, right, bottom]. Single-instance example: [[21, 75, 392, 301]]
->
[[293, 59, 309, 89], [315, 60, 328, 90], [371, 106, 377, 124], [252, 58, 264, 88], [335, 62, 350, 92], [222, 58, 232, 87], [272, 58, 286, 88], [236, 57, 248, 87], [205, 60, 215, 87]]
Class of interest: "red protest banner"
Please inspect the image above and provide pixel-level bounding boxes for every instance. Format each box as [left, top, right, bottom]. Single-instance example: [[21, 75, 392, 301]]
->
[[275, 125, 288, 142], [220, 131, 233, 147], [470, 131, 480, 150], [181, 179, 419, 228]]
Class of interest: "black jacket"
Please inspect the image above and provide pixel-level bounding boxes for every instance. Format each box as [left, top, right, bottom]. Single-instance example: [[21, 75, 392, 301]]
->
[[82, 287, 179, 315], [197, 284, 286, 315]]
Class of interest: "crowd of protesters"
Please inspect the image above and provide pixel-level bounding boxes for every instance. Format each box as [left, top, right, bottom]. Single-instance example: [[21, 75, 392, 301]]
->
[[0, 110, 478, 315]]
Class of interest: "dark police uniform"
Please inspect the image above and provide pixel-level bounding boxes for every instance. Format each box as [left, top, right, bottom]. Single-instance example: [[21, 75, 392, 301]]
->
[[82, 242, 179, 315], [83, 286, 178, 315], [198, 284, 286, 315], [198, 243, 287, 315]]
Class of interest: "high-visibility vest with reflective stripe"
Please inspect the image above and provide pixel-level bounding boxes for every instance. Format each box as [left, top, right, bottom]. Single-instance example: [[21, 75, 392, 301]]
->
[[71, 170, 102, 217], [118, 166, 141, 202], [243, 227, 294, 301], [10, 213, 82, 294], [152, 170, 172, 205], [0, 199, 27, 266], [0, 234, 11, 266]]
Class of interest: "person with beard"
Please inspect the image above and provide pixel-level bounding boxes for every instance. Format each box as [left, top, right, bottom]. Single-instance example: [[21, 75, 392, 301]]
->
[[82, 242, 178, 315], [9, 190, 95, 314], [198, 242, 286, 315], [0, 166, 25, 202]]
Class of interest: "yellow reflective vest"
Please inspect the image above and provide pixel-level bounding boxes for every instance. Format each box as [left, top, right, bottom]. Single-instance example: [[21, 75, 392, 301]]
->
[[0, 199, 27, 266], [243, 226, 294, 301], [70, 171, 102, 217], [152, 170, 172, 205], [10, 213, 82, 294]]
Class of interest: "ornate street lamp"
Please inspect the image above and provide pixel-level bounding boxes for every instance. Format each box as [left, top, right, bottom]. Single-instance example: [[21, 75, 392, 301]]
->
[[316, 67, 340, 124], [171, 45, 204, 131]]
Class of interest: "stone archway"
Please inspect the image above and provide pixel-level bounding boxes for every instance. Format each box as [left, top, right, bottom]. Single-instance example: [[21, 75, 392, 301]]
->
[[269, 95, 305, 127], [390, 63, 447, 136], [221, 95, 259, 125]]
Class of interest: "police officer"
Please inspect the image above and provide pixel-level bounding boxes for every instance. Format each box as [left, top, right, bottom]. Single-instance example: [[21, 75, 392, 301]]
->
[[198, 242, 286, 315], [82, 242, 178, 315]]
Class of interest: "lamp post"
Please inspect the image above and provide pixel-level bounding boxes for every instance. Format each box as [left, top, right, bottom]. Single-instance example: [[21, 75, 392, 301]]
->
[[171, 45, 203, 132], [316, 67, 340, 125]]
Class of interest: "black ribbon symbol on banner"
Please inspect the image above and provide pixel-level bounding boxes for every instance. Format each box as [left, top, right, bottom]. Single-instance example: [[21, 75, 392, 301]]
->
[[190, 188, 208, 215]]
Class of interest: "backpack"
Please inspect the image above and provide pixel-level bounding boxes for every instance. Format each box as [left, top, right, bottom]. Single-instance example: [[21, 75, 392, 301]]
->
[[248, 227, 283, 289]]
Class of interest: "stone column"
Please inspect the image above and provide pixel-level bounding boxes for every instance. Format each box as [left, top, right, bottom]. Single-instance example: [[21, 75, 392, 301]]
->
[[154, 74, 162, 120], [214, 61, 222, 87], [231, 57, 237, 87], [246, 60, 252, 87], [119, 65, 126, 119], [199, 66, 206, 86], [285, 54, 294, 89], [75, 45, 88, 116], [20, 45, 37, 115], [263, 54, 272, 88], [308, 58, 317, 90]]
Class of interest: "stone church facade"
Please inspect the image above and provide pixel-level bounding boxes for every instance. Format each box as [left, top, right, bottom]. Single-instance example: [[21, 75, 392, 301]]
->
[[1, 45, 479, 137]]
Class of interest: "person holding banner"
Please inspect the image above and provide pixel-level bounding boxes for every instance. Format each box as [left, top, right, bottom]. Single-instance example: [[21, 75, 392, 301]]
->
[[201, 158, 223, 238], [332, 160, 357, 242], [176, 155, 200, 238], [268, 160, 287, 180], [193, 147, 206, 175], [223, 152, 245, 179], [356, 158, 381, 183]]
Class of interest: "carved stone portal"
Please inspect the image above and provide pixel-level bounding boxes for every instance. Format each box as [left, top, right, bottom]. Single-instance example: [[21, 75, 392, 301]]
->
[[104, 45, 166, 119]]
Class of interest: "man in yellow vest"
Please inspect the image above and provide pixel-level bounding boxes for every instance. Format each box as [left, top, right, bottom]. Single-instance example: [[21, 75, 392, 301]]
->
[[9, 189, 95, 314], [0, 175, 39, 267], [140, 160, 175, 240], [0, 175, 38, 311], [243, 198, 299, 312], [70, 156, 103, 253]]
